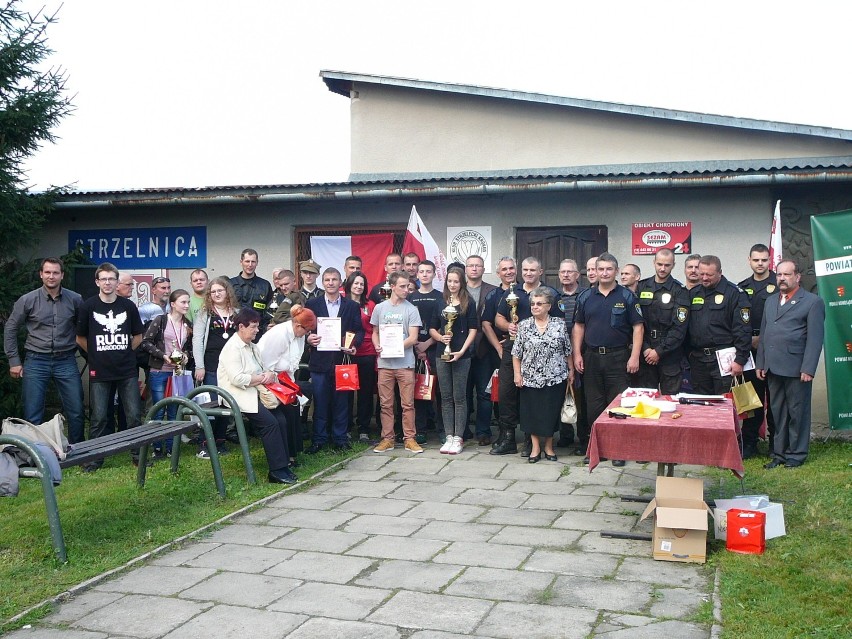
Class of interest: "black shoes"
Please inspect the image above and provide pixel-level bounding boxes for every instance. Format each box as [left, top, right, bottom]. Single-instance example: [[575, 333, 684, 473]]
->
[[333, 442, 353, 452], [304, 443, 325, 454], [528, 453, 541, 464], [764, 459, 784, 469], [268, 468, 298, 484], [572, 447, 586, 457], [490, 429, 518, 455], [784, 460, 803, 468], [611, 460, 626, 467], [545, 453, 558, 462]]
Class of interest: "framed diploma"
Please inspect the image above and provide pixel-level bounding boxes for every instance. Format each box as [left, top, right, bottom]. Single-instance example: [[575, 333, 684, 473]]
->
[[316, 317, 342, 351], [379, 323, 405, 358]]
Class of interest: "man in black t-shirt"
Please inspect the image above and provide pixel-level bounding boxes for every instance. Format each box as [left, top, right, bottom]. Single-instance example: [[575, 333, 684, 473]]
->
[[76, 262, 144, 471], [408, 260, 443, 443]]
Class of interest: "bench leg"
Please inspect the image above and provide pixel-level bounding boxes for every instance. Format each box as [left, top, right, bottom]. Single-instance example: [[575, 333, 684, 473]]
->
[[232, 411, 257, 485], [137, 443, 151, 487], [170, 434, 182, 473]]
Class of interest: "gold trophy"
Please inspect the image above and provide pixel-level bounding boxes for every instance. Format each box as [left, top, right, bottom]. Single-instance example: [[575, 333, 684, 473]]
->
[[506, 283, 519, 341], [440, 298, 459, 361], [380, 277, 392, 300], [168, 340, 185, 376]]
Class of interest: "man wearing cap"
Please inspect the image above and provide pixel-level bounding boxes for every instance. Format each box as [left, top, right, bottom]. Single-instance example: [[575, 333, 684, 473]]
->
[[231, 248, 274, 334], [299, 259, 323, 301]]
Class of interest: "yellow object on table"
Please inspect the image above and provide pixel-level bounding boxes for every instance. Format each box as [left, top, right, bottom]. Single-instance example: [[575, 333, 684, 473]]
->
[[610, 401, 662, 420]]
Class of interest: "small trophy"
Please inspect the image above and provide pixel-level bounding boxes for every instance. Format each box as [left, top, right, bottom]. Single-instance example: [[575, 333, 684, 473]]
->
[[440, 299, 459, 361], [506, 284, 520, 341], [168, 340, 185, 375], [380, 277, 392, 300]]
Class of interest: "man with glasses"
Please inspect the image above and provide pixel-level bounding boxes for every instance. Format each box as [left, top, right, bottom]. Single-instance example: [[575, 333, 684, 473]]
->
[[231, 248, 274, 334], [556, 258, 587, 452], [5, 258, 85, 444], [76, 262, 144, 470], [465, 255, 497, 445]]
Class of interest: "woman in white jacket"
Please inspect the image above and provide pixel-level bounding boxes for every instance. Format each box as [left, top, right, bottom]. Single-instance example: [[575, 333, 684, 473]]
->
[[217, 308, 297, 485]]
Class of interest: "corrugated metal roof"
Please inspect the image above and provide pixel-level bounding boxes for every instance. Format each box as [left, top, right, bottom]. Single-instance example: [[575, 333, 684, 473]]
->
[[321, 70, 852, 142]]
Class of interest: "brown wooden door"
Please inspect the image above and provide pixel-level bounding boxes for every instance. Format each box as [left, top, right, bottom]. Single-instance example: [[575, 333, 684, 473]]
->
[[516, 226, 608, 288]]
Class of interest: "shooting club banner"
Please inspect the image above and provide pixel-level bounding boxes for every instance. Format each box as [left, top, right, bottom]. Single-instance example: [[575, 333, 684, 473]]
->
[[811, 208, 852, 430], [631, 222, 692, 255]]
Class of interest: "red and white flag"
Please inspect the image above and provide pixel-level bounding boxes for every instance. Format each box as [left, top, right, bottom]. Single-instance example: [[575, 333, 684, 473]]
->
[[402, 205, 447, 291], [309, 233, 393, 293], [769, 200, 782, 270]]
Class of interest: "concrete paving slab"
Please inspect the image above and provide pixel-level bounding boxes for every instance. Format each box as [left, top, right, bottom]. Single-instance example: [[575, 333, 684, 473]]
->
[[234, 508, 280, 524], [178, 572, 300, 606], [384, 472, 448, 483], [510, 479, 578, 495], [452, 488, 530, 508], [367, 590, 493, 633], [594, 495, 643, 514], [342, 513, 426, 536], [46, 590, 124, 624], [93, 566, 216, 596], [150, 542, 220, 566], [344, 455, 393, 471], [266, 508, 356, 530], [567, 467, 623, 485], [438, 460, 507, 478], [522, 548, 620, 577], [72, 594, 212, 638], [267, 492, 352, 510], [444, 566, 555, 603], [497, 463, 563, 481], [617, 556, 709, 589], [575, 531, 651, 556], [203, 523, 289, 545], [402, 500, 486, 523], [522, 493, 600, 511], [386, 457, 450, 474], [354, 559, 464, 592], [346, 535, 448, 561], [264, 550, 374, 584], [443, 476, 514, 490], [268, 528, 367, 553], [594, 619, 709, 638], [477, 506, 559, 527], [410, 632, 500, 639], [434, 541, 530, 569], [412, 520, 502, 543], [488, 525, 580, 549], [285, 618, 401, 639], [387, 482, 466, 503], [267, 582, 391, 620], [185, 543, 296, 573], [4, 630, 108, 639], [321, 480, 402, 498], [160, 604, 306, 639], [550, 574, 653, 613], [475, 601, 597, 639], [649, 586, 708, 619], [333, 495, 418, 516], [318, 469, 393, 482], [552, 510, 638, 532]]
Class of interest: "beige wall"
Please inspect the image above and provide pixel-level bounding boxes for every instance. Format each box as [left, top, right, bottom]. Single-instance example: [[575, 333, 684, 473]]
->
[[349, 84, 851, 177]]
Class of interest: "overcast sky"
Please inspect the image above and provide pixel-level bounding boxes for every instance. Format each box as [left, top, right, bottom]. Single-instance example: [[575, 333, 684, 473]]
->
[[21, 0, 852, 192]]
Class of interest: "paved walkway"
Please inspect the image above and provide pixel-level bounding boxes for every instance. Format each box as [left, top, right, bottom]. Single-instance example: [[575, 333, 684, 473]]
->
[[9, 446, 715, 639]]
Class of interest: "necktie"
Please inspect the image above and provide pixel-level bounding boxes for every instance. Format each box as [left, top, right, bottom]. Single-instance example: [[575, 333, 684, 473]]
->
[[780, 294, 787, 306]]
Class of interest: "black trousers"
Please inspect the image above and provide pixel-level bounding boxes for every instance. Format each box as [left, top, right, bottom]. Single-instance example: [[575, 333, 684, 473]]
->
[[741, 363, 774, 448], [497, 348, 519, 429], [637, 353, 683, 395], [583, 348, 630, 426], [245, 404, 290, 472], [687, 351, 734, 396]]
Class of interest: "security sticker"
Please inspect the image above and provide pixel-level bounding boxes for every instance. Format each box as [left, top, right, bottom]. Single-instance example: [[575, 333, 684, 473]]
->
[[676, 307, 688, 323], [741, 308, 750, 323]]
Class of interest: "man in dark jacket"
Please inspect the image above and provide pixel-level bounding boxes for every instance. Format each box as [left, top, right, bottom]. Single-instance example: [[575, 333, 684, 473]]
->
[[230, 248, 273, 335]]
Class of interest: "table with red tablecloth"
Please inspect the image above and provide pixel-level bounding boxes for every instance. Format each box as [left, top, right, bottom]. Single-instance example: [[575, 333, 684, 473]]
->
[[588, 397, 744, 478]]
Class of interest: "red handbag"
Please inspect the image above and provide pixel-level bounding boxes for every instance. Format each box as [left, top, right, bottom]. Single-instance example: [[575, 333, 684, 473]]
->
[[335, 354, 359, 391], [726, 509, 766, 555], [414, 359, 434, 401], [489, 369, 499, 402], [263, 382, 298, 405]]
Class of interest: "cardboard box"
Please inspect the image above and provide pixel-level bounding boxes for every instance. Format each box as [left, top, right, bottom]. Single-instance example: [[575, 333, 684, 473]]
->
[[713, 495, 786, 541], [640, 476, 712, 564]]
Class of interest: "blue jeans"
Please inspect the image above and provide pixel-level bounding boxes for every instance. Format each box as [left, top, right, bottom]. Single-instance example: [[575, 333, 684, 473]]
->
[[90, 376, 141, 442], [149, 370, 178, 420], [311, 370, 351, 446], [22, 351, 85, 444]]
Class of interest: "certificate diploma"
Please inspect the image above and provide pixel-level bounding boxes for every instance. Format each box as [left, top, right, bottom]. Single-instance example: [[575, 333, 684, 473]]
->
[[379, 323, 405, 358], [316, 317, 342, 351]]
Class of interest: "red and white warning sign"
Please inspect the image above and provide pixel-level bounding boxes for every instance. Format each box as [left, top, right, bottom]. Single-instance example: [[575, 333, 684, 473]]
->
[[632, 222, 692, 255]]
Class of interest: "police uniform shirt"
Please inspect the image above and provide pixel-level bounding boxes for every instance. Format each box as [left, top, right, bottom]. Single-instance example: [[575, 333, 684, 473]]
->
[[574, 284, 643, 348], [737, 272, 777, 338], [687, 275, 752, 364], [557, 285, 588, 332], [635, 276, 689, 357], [482, 286, 511, 342]]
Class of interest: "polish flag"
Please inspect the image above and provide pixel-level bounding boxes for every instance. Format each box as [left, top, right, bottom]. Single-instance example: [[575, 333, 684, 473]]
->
[[402, 205, 447, 291], [309, 233, 393, 292], [769, 200, 782, 270]]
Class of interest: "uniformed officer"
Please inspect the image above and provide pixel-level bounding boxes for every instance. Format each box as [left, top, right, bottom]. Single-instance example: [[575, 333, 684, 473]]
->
[[686, 255, 751, 395], [298, 259, 324, 301], [572, 253, 644, 467], [635, 248, 689, 394], [737, 243, 778, 458], [230, 248, 274, 335]]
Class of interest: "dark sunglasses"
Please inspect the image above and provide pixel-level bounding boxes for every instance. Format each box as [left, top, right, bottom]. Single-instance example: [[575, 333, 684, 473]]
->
[[152, 277, 171, 285]]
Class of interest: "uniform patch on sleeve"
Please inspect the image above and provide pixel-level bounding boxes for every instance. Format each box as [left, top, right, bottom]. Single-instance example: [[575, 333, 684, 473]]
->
[[635, 303, 643, 317], [740, 308, 750, 323], [676, 307, 688, 323]]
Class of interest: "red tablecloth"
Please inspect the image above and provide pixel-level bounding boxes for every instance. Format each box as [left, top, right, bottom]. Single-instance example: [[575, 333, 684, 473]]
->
[[588, 397, 744, 478]]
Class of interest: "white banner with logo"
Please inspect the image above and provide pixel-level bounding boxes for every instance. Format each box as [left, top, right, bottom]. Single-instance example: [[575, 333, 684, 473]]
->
[[447, 226, 492, 273]]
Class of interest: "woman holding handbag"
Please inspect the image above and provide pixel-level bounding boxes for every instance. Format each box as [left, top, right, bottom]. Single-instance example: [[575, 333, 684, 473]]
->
[[141, 289, 193, 458], [512, 287, 573, 463], [192, 277, 239, 458], [429, 268, 478, 455], [344, 271, 378, 442]]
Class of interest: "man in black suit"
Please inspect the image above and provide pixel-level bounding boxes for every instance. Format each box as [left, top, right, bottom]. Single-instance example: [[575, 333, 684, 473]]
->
[[757, 260, 825, 469], [305, 267, 364, 452]]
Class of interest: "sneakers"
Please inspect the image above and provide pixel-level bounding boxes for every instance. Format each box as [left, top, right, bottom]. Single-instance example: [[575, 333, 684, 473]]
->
[[404, 439, 424, 454], [373, 438, 395, 453], [447, 436, 463, 455], [439, 435, 454, 454], [196, 448, 211, 459]]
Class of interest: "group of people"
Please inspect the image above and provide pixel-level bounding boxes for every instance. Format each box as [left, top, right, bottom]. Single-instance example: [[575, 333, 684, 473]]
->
[[4, 240, 825, 484]]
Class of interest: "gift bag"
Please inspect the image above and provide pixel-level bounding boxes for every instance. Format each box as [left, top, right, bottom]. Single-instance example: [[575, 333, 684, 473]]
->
[[560, 386, 577, 424], [335, 354, 360, 391], [264, 382, 298, 405], [731, 375, 762, 415], [489, 369, 499, 402], [165, 371, 194, 398], [726, 509, 766, 555], [414, 359, 434, 401]]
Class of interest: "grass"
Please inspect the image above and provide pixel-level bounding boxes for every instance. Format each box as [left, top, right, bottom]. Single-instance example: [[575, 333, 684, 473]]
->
[[0, 438, 366, 631], [704, 439, 852, 639]]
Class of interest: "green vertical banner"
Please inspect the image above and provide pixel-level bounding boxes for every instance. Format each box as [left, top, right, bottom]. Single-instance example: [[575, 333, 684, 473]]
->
[[811, 209, 852, 430]]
